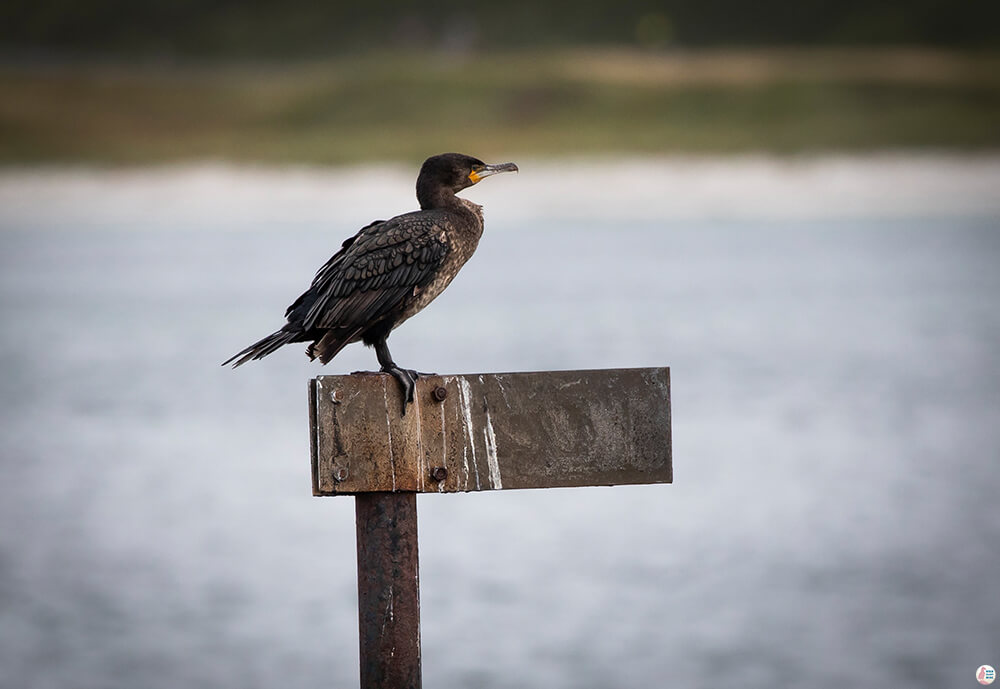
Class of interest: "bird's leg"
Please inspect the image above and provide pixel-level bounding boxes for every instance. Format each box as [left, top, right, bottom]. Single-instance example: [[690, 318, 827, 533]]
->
[[374, 337, 417, 415]]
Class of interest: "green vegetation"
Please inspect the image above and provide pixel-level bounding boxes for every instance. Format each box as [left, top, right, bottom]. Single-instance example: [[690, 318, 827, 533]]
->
[[1, 49, 998, 164]]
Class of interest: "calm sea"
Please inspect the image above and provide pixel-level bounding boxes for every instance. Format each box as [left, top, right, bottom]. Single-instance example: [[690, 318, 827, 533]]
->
[[1, 157, 999, 688]]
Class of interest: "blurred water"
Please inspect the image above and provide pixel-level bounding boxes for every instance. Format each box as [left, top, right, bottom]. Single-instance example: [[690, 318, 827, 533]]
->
[[1, 158, 999, 689]]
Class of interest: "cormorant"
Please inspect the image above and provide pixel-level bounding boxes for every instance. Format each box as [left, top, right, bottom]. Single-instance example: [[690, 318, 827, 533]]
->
[[223, 152, 518, 412]]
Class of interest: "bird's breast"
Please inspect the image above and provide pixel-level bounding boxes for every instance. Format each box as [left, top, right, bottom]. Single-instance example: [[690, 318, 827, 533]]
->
[[396, 203, 484, 326]]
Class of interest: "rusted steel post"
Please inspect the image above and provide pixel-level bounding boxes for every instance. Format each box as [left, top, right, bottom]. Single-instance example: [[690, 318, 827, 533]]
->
[[355, 492, 421, 689]]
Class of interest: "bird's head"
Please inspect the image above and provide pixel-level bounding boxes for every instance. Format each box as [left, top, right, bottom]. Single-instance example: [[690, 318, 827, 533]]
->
[[417, 153, 518, 209]]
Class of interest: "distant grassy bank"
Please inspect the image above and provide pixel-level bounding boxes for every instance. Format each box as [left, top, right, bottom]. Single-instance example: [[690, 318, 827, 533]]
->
[[1, 49, 998, 165]]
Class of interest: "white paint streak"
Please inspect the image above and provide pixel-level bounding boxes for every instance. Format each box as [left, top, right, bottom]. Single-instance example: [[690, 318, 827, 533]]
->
[[483, 405, 502, 489], [413, 392, 424, 492], [383, 379, 396, 492], [381, 585, 394, 639], [313, 381, 322, 468], [558, 379, 583, 390], [495, 375, 512, 408], [458, 377, 480, 490], [439, 407, 447, 493], [462, 446, 470, 491]]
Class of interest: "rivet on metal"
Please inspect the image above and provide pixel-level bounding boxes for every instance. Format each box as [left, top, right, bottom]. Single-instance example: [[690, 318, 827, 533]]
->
[[333, 466, 349, 482], [430, 466, 448, 482], [431, 386, 448, 402]]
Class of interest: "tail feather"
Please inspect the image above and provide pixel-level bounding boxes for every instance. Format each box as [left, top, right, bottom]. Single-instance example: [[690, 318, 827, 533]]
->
[[309, 326, 363, 365], [222, 328, 301, 368]]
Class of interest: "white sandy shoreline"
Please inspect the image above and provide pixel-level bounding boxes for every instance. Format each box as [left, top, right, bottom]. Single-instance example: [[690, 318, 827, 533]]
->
[[2, 154, 999, 228]]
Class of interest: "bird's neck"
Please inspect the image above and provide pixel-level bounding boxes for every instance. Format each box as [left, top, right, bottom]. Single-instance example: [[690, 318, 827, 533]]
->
[[417, 186, 483, 230], [419, 179, 473, 210]]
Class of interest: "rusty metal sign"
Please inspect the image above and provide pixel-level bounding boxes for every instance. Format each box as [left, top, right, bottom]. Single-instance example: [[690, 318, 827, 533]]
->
[[310, 367, 671, 495]]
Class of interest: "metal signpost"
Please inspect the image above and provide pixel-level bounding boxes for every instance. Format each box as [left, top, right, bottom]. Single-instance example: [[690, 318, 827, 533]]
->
[[309, 367, 672, 689]]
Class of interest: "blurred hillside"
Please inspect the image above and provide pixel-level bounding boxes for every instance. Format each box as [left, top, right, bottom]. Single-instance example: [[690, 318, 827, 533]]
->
[[2, 0, 998, 57], [1, 3, 998, 163]]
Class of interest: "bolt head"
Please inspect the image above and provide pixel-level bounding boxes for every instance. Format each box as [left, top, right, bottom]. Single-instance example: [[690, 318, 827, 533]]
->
[[430, 466, 448, 482], [432, 386, 448, 402], [333, 467, 349, 482]]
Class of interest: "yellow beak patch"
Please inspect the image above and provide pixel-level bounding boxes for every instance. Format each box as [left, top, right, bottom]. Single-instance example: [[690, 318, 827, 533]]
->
[[468, 170, 481, 184]]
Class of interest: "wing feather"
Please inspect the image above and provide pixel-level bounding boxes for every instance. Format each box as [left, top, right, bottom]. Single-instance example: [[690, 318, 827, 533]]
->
[[291, 213, 451, 334]]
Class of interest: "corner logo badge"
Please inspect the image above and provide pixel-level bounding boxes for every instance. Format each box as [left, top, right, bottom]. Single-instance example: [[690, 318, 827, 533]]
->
[[978, 665, 996, 685]]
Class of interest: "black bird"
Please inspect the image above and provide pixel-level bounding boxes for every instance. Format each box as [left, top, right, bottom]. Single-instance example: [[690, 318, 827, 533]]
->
[[223, 153, 518, 411]]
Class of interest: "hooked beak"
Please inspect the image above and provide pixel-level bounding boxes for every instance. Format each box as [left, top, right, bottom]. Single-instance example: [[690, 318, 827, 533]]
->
[[469, 162, 519, 184]]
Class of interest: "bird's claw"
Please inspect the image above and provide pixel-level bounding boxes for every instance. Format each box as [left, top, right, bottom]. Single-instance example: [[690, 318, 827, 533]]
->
[[382, 366, 419, 415]]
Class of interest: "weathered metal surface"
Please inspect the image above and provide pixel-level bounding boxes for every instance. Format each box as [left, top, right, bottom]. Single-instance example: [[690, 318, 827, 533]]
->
[[355, 492, 421, 689], [311, 367, 671, 495]]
